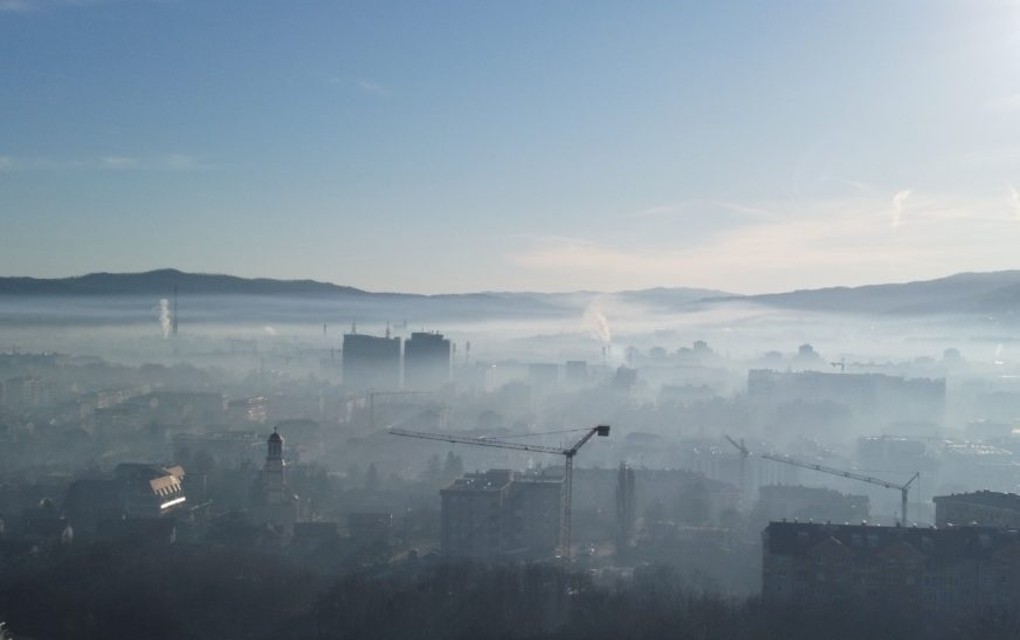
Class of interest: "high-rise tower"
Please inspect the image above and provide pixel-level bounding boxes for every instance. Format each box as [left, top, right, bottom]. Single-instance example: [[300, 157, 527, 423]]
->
[[403, 331, 451, 391], [342, 332, 401, 391]]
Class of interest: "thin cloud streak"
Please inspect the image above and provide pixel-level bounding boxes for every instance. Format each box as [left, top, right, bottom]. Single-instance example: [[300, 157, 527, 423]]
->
[[356, 80, 391, 97], [1, 154, 213, 171], [0, 0, 113, 11], [510, 192, 1020, 294], [326, 75, 392, 97], [988, 93, 1020, 112], [0, 0, 32, 11], [101, 156, 140, 169], [626, 199, 777, 220]]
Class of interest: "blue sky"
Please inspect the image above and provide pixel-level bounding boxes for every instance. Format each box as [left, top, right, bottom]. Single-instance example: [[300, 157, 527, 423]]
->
[[3, 0, 1020, 293]]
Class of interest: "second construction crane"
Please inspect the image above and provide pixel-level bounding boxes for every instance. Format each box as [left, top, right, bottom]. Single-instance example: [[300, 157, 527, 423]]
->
[[390, 424, 610, 560], [761, 452, 919, 525], [724, 435, 920, 525]]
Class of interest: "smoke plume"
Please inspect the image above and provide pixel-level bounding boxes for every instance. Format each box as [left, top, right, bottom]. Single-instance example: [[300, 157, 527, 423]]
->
[[158, 299, 171, 339], [584, 298, 612, 346], [891, 189, 911, 230]]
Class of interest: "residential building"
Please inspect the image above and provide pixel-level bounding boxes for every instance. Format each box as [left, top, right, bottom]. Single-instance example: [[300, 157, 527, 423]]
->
[[342, 332, 401, 391], [763, 520, 1020, 610], [441, 469, 561, 560], [748, 369, 946, 433], [755, 485, 869, 527], [403, 332, 451, 391], [934, 491, 1020, 528], [63, 463, 188, 536]]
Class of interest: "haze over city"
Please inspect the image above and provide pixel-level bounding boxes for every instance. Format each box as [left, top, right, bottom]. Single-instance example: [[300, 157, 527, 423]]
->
[[9, 2, 1020, 640], [5, 0, 1020, 293]]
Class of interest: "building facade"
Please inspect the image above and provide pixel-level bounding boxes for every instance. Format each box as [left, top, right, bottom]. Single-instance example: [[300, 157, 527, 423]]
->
[[755, 485, 869, 526], [748, 369, 946, 432], [441, 469, 561, 560], [63, 463, 188, 537], [763, 520, 1020, 610], [342, 332, 401, 391], [933, 491, 1020, 529], [403, 331, 451, 391]]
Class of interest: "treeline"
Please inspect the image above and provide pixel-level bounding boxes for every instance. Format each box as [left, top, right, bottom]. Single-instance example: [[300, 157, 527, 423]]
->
[[289, 562, 1020, 640], [0, 542, 322, 640], [5, 543, 1020, 640]]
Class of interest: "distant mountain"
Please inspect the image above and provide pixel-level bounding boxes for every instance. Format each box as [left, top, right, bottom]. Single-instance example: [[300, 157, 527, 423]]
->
[[728, 271, 1020, 315], [0, 269, 730, 306], [0, 269, 370, 297], [0, 270, 735, 327], [9, 268, 1020, 321]]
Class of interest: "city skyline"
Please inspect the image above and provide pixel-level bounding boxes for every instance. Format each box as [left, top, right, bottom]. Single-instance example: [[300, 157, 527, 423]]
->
[[3, 1, 1020, 294]]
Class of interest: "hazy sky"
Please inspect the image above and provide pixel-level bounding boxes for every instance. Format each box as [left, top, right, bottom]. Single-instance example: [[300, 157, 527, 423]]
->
[[3, 0, 1020, 294]]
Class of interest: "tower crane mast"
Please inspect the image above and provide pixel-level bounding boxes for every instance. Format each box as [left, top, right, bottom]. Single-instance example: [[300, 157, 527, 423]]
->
[[390, 425, 610, 560]]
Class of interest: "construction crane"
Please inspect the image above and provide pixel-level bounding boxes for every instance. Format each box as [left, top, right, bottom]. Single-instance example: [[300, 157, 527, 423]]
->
[[390, 425, 610, 560], [760, 452, 919, 525], [723, 435, 750, 501]]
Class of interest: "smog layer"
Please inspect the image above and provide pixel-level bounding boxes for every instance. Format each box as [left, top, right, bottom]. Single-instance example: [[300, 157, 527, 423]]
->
[[3, 269, 1020, 639]]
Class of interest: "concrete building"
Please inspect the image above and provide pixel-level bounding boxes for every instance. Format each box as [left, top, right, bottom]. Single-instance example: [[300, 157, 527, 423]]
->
[[342, 332, 401, 391], [755, 485, 869, 526], [64, 464, 188, 536], [763, 520, 1020, 610], [571, 467, 741, 525], [564, 361, 588, 386], [527, 363, 559, 394], [403, 332, 451, 391], [2, 376, 53, 410], [348, 512, 392, 546], [440, 469, 561, 560], [172, 431, 265, 469], [934, 491, 1020, 528], [113, 463, 187, 518], [748, 369, 946, 434]]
